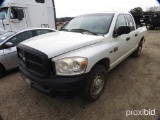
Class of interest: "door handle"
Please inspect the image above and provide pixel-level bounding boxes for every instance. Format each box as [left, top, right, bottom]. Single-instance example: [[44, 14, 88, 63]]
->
[[110, 50, 113, 54], [126, 37, 130, 41], [114, 47, 118, 52], [135, 34, 138, 37]]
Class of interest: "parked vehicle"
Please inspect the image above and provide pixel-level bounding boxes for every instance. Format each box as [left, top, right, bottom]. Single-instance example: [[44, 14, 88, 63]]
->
[[0, 28, 56, 77], [17, 12, 147, 101], [149, 14, 160, 30], [0, 0, 56, 32], [143, 12, 160, 30], [132, 15, 147, 28]]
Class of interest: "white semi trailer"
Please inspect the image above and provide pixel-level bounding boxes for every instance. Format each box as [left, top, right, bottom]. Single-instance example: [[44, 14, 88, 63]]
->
[[0, 0, 56, 33]]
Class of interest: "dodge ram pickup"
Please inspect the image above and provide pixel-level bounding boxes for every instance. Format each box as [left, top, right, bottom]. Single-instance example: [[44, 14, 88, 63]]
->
[[17, 12, 147, 101]]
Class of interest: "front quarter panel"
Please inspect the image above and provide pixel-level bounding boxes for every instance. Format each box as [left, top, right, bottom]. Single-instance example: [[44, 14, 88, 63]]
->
[[52, 36, 114, 73]]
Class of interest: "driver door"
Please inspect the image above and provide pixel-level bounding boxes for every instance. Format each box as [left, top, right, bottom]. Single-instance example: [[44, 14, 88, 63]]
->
[[9, 7, 28, 31], [110, 14, 130, 67]]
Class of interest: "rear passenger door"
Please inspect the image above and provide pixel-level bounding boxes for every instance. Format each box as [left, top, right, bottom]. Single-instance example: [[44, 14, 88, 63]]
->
[[125, 14, 138, 51]]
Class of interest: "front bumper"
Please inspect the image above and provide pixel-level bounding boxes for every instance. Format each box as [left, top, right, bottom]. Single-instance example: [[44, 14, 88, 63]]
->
[[19, 65, 89, 93]]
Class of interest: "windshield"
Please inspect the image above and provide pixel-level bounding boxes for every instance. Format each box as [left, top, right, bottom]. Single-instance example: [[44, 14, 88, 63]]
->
[[0, 7, 8, 20], [0, 31, 16, 43], [61, 13, 114, 35]]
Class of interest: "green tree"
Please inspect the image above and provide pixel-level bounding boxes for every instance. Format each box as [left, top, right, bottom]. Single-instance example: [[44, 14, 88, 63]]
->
[[129, 7, 143, 16], [146, 6, 160, 12]]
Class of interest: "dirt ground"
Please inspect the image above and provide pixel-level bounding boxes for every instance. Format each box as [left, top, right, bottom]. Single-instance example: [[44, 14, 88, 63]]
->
[[0, 30, 160, 120]]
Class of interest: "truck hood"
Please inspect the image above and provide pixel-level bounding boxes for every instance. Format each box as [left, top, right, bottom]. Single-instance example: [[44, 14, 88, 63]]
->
[[21, 31, 103, 58]]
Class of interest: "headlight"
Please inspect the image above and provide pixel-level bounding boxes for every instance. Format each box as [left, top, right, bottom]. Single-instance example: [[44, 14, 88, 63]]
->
[[52, 57, 87, 76]]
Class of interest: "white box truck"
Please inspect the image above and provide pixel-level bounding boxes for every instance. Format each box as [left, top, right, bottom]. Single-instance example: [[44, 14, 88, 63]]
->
[[0, 0, 56, 33]]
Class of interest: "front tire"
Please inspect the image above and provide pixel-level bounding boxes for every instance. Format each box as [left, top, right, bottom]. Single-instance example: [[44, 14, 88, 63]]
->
[[83, 65, 107, 102]]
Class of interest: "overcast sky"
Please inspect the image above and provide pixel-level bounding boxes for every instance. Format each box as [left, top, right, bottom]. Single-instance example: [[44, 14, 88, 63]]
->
[[55, 0, 159, 17]]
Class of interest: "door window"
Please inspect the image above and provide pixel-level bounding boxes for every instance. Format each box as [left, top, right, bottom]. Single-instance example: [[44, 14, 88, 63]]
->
[[10, 8, 24, 19], [114, 14, 127, 34], [115, 14, 127, 30], [35, 29, 53, 36], [0, 7, 8, 20], [8, 31, 33, 46], [126, 14, 135, 31], [35, 0, 45, 3]]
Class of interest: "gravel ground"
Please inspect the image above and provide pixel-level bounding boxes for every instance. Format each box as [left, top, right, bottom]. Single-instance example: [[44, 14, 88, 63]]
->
[[0, 30, 160, 120]]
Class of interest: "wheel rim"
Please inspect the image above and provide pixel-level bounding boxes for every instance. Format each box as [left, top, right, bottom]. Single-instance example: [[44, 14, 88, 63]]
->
[[91, 72, 105, 96]]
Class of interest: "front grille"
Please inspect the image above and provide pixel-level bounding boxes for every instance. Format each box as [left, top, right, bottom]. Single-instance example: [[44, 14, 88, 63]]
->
[[27, 53, 43, 64], [17, 44, 51, 77], [27, 61, 44, 74]]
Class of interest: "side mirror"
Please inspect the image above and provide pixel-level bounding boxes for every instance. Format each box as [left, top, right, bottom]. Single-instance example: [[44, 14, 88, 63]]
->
[[5, 42, 14, 47], [116, 26, 131, 37]]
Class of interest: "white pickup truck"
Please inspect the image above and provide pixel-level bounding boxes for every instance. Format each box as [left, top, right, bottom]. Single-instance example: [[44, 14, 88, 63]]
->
[[17, 12, 147, 101]]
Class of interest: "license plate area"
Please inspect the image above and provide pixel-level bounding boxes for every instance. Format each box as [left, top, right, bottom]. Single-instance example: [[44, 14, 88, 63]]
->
[[31, 83, 50, 93], [21, 73, 50, 93], [21, 73, 32, 85], [25, 78, 31, 85]]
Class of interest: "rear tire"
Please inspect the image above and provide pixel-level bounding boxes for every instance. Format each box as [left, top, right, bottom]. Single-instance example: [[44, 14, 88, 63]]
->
[[83, 65, 107, 102], [0, 64, 5, 78], [132, 41, 143, 58]]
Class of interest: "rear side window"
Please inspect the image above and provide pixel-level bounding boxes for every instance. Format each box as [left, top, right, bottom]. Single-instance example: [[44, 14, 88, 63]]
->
[[126, 14, 135, 31], [35, 0, 45, 3], [35, 30, 53, 36]]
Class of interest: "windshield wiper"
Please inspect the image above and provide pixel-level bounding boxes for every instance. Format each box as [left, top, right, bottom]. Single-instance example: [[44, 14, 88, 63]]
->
[[71, 29, 99, 36]]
